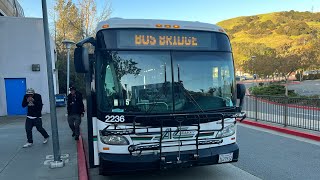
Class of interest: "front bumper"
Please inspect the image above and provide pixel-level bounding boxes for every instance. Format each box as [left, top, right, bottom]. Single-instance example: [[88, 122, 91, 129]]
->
[[99, 143, 239, 176]]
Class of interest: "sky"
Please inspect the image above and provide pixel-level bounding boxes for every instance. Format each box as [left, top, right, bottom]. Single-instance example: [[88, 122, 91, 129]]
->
[[19, 0, 320, 24]]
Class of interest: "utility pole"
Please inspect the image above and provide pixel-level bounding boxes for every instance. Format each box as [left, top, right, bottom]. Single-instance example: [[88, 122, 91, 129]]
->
[[41, 0, 64, 168]]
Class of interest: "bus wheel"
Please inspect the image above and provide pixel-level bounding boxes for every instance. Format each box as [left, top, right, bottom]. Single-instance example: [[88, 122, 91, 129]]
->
[[98, 158, 110, 176]]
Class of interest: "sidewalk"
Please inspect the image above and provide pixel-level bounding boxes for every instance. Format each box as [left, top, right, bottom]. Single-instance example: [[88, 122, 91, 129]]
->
[[0, 107, 79, 180], [238, 118, 320, 142]]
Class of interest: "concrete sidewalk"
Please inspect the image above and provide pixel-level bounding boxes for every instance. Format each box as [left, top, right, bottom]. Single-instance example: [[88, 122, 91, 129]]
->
[[238, 118, 320, 142], [0, 107, 78, 180]]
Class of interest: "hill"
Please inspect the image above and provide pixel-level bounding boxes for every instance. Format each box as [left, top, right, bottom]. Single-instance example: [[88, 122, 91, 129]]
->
[[217, 11, 320, 69]]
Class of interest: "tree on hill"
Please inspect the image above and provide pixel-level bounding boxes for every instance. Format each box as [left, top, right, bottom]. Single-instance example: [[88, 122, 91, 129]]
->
[[275, 21, 313, 36], [259, 20, 276, 30]]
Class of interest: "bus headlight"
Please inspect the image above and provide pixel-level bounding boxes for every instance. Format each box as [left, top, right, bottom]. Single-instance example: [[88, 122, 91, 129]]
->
[[100, 135, 129, 145], [216, 124, 235, 138]]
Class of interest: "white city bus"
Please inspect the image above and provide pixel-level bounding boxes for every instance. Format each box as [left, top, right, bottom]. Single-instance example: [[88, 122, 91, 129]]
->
[[74, 18, 246, 175]]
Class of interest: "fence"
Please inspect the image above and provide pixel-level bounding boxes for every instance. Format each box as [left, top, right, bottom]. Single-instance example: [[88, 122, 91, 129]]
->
[[243, 95, 320, 131]]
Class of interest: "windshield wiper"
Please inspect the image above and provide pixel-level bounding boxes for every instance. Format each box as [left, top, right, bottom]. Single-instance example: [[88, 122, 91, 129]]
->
[[179, 85, 205, 112], [145, 82, 170, 113]]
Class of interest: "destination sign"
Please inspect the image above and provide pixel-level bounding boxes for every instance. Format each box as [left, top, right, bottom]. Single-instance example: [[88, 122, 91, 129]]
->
[[118, 30, 214, 50], [99, 29, 231, 51]]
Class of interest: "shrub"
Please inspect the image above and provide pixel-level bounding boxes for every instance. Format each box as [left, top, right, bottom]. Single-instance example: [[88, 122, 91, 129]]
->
[[314, 74, 320, 79], [308, 74, 315, 80], [250, 84, 298, 96], [303, 75, 308, 80]]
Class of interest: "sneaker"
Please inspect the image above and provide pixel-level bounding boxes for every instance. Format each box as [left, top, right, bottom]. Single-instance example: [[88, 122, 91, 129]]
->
[[23, 143, 33, 148], [43, 137, 49, 144]]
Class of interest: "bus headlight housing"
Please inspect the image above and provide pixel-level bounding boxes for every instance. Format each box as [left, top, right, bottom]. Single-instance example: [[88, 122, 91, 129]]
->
[[216, 124, 235, 138], [100, 135, 129, 145]]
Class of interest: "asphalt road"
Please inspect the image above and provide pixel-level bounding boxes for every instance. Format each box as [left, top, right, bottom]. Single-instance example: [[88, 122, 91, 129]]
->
[[288, 80, 320, 96], [234, 124, 320, 180], [90, 161, 260, 180]]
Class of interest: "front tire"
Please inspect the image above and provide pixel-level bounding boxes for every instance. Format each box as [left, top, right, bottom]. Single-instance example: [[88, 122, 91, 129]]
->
[[98, 157, 111, 176]]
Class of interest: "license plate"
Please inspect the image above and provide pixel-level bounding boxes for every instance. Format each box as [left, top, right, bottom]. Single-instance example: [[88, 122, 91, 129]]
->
[[218, 153, 233, 163]]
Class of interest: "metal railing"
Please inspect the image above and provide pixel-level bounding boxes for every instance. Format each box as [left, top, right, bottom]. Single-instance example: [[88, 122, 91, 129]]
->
[[243, 95, 320, 131]]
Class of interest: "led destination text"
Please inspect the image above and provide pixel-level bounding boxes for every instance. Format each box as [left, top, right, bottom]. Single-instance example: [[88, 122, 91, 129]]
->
[[135, 35, 198, 47]]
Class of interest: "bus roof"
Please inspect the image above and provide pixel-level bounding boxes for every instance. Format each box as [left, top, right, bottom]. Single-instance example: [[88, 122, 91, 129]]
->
[[96, 18, 226, 33]]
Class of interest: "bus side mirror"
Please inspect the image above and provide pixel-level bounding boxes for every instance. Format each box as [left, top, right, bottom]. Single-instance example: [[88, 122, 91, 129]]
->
[[237, 83, 246, 109], [74, 47, 89, 73]]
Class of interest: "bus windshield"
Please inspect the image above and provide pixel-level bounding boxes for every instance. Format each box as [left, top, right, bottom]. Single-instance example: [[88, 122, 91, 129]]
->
[[96, 50, 235, 113]]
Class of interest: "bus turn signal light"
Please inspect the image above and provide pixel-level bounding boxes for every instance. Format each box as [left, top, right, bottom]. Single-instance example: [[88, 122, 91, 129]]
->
[[103, 147, 110, 150], [164, 24, 171, 28], [155, 24, 163, 28], [173, 25, 180, 28]]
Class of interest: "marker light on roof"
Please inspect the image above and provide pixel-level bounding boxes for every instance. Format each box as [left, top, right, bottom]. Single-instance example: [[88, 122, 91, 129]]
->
[[218, 28, 224, 32], [173, 25, 180, 28], [155, 24, 163, 28], [102, 24, 110, 28], [164, 24, 171, 28]]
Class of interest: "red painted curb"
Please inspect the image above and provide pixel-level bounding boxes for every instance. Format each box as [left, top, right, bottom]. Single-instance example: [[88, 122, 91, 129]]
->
[[77, 135, 89, 180], [239, 119, 320, 142]]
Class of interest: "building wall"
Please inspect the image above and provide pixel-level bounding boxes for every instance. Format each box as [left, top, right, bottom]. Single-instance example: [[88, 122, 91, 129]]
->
[[0, 17, 57, 116]]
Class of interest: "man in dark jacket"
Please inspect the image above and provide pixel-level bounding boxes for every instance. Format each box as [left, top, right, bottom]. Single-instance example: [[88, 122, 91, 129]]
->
[[67, 86, 85, 140], [22, 88, 49, 148]]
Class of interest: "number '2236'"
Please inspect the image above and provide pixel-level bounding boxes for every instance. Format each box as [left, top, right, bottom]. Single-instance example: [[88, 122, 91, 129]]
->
[[105, 115, 125, 123]]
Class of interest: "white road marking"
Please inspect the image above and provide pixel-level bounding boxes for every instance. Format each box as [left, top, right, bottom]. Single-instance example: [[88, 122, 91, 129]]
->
[[43, 154, 70, 166]]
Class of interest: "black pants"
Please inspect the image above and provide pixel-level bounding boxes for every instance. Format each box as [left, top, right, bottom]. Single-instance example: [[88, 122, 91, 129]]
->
[[68, 114, 81, 137], [25, 117, 49, 143]]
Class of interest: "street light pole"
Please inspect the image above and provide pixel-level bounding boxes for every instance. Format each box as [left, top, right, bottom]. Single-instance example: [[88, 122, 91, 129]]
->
[[41, 0, 64, 168], [251, 56, 257, 86], [67, 49, 70, 94], [62, 40, 75, 95]]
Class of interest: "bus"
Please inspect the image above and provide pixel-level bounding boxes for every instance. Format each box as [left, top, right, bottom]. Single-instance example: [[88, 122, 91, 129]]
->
[[74, 18, 246, 176]]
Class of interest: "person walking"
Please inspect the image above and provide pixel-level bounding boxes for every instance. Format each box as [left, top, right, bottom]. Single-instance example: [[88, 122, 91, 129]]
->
[[67, 86, 85, 140], [22, 88, 50, 148]]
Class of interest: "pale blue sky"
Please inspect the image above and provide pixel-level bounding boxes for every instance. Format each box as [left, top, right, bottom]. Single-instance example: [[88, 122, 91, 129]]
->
[[19, 0, 320, 23]]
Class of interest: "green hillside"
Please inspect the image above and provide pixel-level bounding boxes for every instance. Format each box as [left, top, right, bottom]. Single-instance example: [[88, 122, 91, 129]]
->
[[217, 11, 320, 69]]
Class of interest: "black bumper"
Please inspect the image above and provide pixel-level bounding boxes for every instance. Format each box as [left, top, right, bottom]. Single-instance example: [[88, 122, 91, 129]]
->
[[99, 143, 239, 176]]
